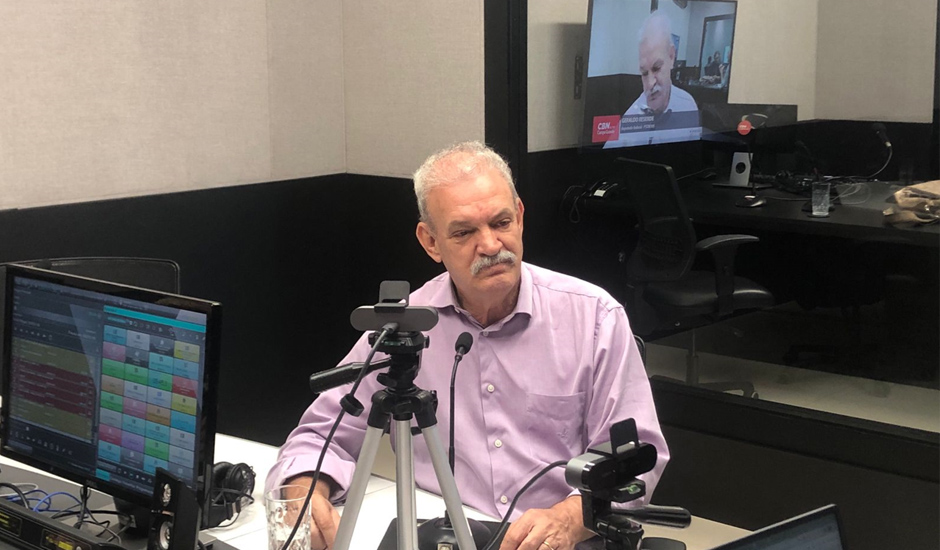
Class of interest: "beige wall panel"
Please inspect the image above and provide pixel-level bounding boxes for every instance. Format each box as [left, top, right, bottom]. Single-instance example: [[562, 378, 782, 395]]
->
[[729, 0, 818, 121], [0, 1, 271, 209], [527, 1, 589, 152], [343, 1, 485, 178], [815, 0, 937, 123], [268, 0, 347, 179]]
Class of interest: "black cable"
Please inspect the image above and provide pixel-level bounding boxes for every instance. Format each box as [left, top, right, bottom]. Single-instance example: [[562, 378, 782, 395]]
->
[[480, 461, 568, 550], [74, 485, 90, 530], [0, 482, 29, 508], [212, 487, 255, 506], [279, 324, 396, 550], [562, 185, 584, 224], [864, 146, 893, 180], [53, 509, 126, 521]]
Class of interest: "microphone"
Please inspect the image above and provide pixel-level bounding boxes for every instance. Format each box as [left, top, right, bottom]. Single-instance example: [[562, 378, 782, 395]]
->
[[867, 123, 894, 180], [872, 122, 892, 149], [449, 332, 473, 474], [455, 332, 473, 356], [417, 332, 491, 550]]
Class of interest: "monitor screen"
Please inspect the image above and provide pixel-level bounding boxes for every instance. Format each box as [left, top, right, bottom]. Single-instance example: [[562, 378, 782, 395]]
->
[[0, 265, 221, 507], [583, 0, 738, 149]]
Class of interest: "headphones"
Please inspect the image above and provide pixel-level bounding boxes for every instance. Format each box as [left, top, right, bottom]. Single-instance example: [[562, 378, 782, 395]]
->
[[204, 462, 256, 528]]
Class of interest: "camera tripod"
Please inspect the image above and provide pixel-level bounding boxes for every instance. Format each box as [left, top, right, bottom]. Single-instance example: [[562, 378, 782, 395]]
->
[[332, 330, 478, 550]]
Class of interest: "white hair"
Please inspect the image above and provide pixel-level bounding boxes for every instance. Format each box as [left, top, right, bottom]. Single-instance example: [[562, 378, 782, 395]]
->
[[412, 141, 518, 225], [638, 10, 673, 48]]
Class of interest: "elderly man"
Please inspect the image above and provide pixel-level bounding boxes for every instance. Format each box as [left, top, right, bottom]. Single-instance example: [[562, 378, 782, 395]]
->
[[605, 11, 700, 148], [266, 141, 668, 550], [627, 11, 697, 116]]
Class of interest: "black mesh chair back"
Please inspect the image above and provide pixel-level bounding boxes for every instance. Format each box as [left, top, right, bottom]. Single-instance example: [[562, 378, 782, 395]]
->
[[619, 158, 697, 283], [12, 257, 181, 294]]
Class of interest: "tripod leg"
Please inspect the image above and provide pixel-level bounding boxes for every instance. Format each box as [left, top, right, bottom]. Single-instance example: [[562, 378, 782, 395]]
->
[[422, 425, 477, 550], [333, 425, 385, 550], [394, 419, 419, 550]]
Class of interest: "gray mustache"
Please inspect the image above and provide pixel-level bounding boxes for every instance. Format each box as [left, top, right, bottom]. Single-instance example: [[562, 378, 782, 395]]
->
[[471, 250, 517, 276]]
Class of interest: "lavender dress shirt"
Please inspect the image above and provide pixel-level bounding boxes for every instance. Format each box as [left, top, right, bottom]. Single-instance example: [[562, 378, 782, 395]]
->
[[266, 263, 668, 520]]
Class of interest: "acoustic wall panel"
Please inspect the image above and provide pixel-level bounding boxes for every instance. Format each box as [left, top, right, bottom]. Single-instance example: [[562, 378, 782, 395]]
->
[[343, 0, 486, 178], [815, 0, 937, 123], [268, 0, 347, 179], [527, 1, 590, 152], [727, 0, 819, 121], [0, 0, 348, 210]]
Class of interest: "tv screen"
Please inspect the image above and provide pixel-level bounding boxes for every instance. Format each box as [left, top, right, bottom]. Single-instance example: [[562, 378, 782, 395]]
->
[[0, 265, 221, 508], [583, 0, 738, 149]]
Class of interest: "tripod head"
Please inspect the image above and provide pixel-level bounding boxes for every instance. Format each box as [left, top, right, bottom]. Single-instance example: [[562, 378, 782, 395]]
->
[[309, 281, 438, 396], [566, 419, 691, 550]]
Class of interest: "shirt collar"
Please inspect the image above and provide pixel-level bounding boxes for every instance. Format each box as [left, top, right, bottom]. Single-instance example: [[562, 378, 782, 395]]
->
[[426, 263, 534, 328]]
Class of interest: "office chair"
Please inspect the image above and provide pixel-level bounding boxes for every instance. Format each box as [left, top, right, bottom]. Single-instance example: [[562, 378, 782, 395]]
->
[[634, 335, 647, 365], [620, 159, 774, 397], [11, 257, 181, 294]]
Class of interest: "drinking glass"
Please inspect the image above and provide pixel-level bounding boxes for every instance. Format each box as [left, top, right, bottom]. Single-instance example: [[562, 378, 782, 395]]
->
[[811, 180, 831, 217], [265, 485, 312, 550]]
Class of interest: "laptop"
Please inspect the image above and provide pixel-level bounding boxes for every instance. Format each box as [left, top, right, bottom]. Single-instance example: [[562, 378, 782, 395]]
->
[[711, 505, 846, 550]]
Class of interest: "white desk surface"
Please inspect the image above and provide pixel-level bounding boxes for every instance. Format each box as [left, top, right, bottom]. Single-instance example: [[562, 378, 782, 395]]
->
[[1, 434, 748, 550], [208, 435, 748, 550]]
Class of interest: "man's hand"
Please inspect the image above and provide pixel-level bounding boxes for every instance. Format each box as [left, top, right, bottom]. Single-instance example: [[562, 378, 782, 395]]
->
[[498, 496, 592, 550], [284, 474, 341, 550]]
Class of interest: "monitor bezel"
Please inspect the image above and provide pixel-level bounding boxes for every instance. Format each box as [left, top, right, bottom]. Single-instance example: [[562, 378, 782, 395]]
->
[[581, 0, 740, 152], [710, 504, 845, 550], [0, 264, 221, 510]]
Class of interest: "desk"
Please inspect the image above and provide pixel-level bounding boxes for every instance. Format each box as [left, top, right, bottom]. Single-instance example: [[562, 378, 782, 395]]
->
[[1, 435, 747, 550], [678, 179, 939, 247]]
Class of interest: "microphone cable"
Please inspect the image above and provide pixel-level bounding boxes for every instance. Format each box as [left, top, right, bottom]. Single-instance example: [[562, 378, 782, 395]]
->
[[480, 461, 568, 550], [279, 323, 397, 550]]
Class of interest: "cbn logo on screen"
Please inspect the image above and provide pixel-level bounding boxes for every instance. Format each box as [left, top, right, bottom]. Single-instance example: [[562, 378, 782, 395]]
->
[[592, 115, 621, 142]]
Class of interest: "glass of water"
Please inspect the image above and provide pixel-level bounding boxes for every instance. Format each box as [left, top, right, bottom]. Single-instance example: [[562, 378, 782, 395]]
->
[[265, 485, 312, 550], [811, 180, 831, 217]]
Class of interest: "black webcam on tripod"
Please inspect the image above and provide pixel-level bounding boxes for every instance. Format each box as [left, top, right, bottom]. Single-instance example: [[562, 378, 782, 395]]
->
[[566, 419, 691, 550], [349, 281, 438, 333]]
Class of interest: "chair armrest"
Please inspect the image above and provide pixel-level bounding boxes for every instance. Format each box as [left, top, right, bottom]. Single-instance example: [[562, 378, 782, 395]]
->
[[695, 234, 759, 252], [694, 234, 760, 317]]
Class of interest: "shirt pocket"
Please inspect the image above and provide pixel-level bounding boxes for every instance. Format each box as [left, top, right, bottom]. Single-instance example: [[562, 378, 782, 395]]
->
[[525, 392, 586, 464]]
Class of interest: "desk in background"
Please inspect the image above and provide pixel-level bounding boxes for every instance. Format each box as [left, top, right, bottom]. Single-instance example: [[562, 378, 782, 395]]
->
[[677, 179, 938, 247], [0, 434, 747, 550]]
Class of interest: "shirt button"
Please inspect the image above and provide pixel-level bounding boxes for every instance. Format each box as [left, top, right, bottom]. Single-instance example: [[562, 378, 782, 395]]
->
[[500, 495, 508, 504], [494, 439, 503, 448], [486, 384, 495, 393]]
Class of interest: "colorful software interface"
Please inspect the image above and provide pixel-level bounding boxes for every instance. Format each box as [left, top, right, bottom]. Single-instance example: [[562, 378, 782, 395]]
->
[[6, 276, 207, 496]]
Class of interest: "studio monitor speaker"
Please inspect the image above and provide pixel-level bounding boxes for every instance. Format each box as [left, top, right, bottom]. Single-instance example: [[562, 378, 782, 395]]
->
[[148, 469, 201, 550], [729, 152, 752, 188]]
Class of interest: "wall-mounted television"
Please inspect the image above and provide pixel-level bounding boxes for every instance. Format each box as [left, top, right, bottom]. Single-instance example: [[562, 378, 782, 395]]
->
[[582, 0, 738, 150]]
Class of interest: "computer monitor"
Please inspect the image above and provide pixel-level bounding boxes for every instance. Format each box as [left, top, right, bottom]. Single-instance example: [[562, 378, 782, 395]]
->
[[0, 264, 221, 510], [712, 505, 846, 550], [582, 0, 738, 150]]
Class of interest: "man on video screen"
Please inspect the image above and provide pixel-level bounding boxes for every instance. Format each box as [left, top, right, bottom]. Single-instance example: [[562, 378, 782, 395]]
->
[[604, 11, 700, 148]]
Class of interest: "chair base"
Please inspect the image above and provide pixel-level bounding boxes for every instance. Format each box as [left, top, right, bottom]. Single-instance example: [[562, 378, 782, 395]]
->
[[649, 328, 759, 398]]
